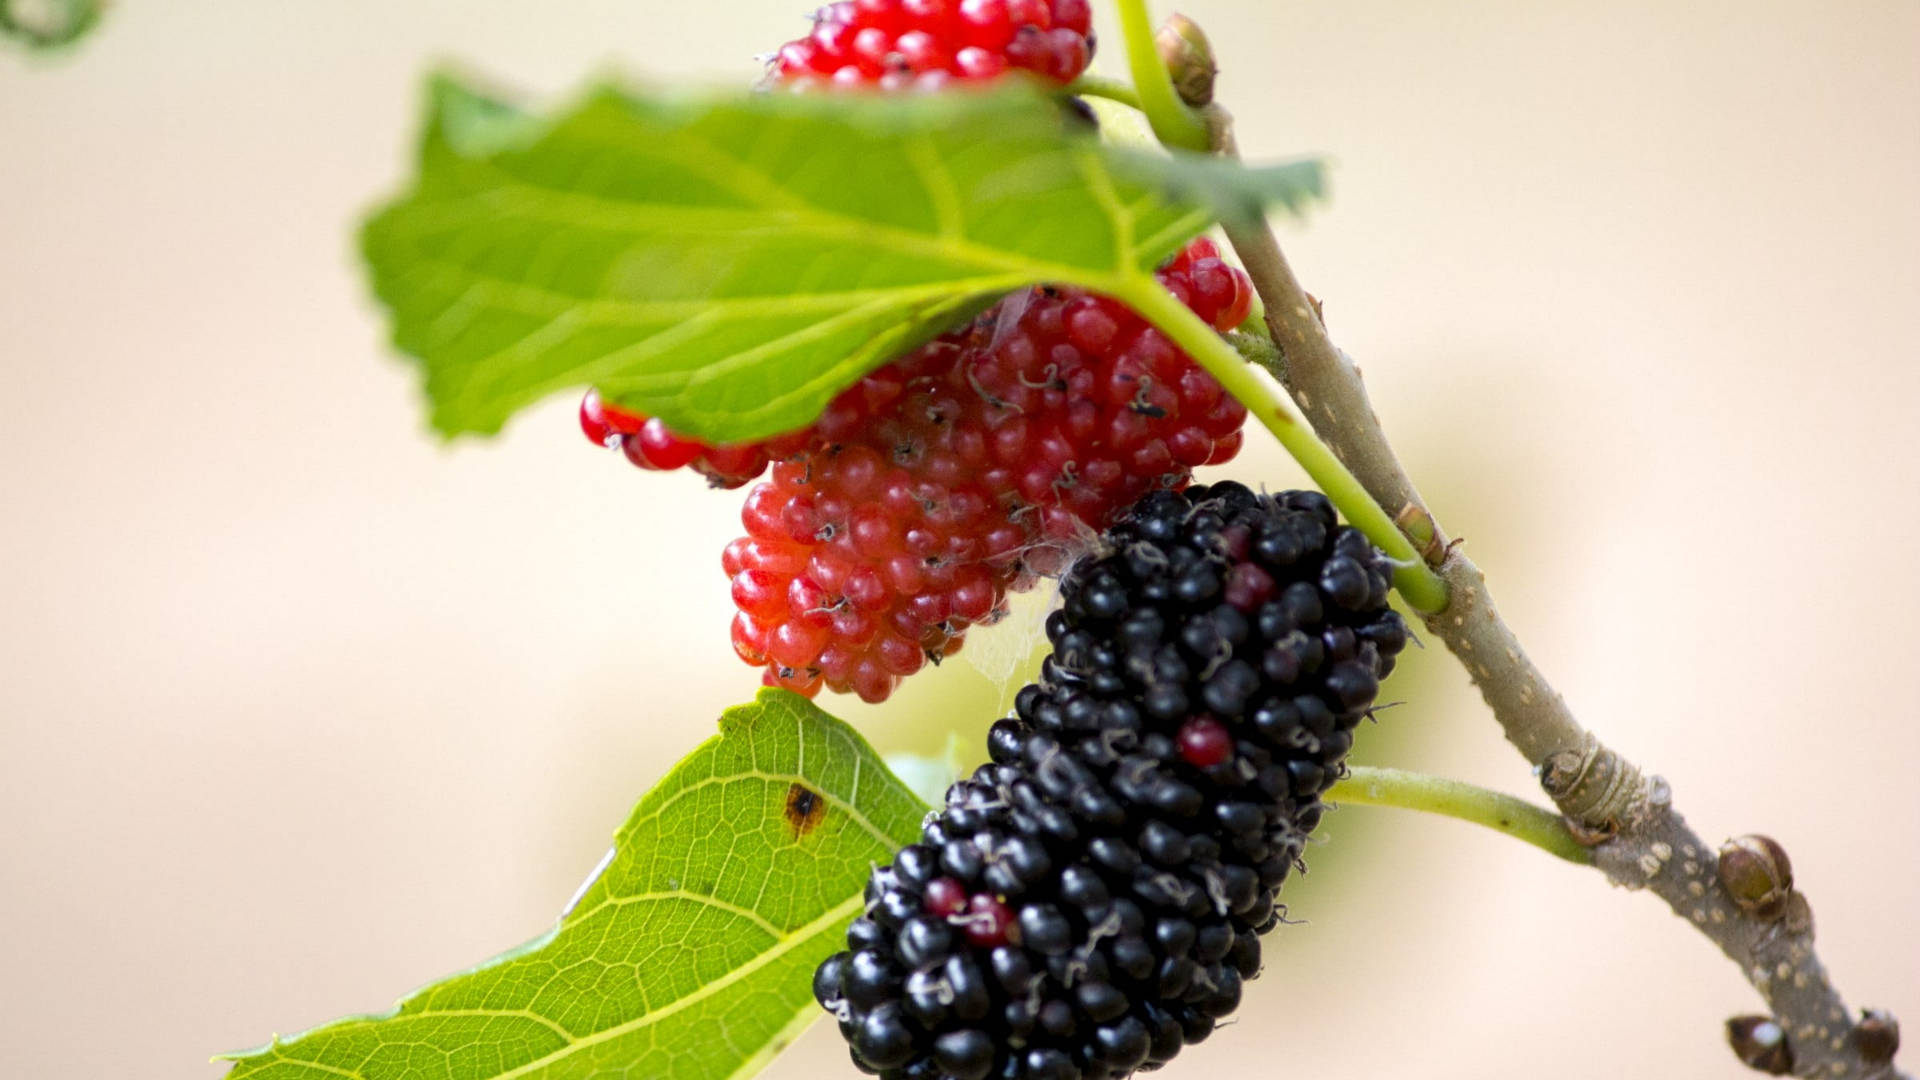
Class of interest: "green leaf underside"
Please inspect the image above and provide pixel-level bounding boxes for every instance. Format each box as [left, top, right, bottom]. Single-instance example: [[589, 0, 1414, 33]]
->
[[364, 76, 1324, 444], [221, 689, 930, 1080]]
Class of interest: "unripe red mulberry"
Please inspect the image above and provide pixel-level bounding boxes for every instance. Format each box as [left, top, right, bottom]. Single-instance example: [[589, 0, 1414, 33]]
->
[[725, 248, 1251, 701], [768, 0, 1096, 91], [588, 241, 1253, 703]]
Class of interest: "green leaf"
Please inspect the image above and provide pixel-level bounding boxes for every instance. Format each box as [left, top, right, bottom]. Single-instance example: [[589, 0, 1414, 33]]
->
[[363, 76, 1324, 444], [220, 689, 931, 1080]]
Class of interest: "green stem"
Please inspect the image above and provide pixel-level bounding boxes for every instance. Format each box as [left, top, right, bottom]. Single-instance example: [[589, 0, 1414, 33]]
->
[[1330, 766, 1593, 865], [1066, 75, 1144, 112], [1111, 0, 1209, 151], [1116, 278, 1450, 612]]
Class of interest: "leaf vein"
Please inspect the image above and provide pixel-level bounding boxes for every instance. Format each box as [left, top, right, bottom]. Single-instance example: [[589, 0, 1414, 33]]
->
[[577, 890, 783, 938], [904, 134, 965, 242], [486, 895, 865, 1080]]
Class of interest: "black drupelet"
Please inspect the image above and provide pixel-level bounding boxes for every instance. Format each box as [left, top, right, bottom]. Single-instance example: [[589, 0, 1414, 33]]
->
[[814, 482, 1408, 1080]]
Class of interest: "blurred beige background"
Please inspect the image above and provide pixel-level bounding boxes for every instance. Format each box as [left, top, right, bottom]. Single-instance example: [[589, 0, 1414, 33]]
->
[[2, 1, 1915, 1076]]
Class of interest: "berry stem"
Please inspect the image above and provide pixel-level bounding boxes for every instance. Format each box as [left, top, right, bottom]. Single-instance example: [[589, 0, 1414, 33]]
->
[[1328, 766, 1592, 866], [1066, 74, 1143, 112], [1113, 276, 1451, 613], [1110, 0, 1209, 151]]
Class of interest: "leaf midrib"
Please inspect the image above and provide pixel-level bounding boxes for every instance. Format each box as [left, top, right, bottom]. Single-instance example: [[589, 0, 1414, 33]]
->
[[390, 256, 1029, 329], [437, 149, 1130, 285], [489, 893, 866, 1080]]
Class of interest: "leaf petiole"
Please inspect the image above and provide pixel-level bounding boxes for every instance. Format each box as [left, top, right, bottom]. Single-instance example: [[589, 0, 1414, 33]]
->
[[1111, 0, 1210, 151], [1066, 74, 1145, 112], [1328, 765, 1593, 866]]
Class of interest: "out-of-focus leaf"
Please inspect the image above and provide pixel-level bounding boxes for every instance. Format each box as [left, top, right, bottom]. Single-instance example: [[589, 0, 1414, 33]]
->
[[0, 0, 104, 50], [362, 76, 1324, 444]]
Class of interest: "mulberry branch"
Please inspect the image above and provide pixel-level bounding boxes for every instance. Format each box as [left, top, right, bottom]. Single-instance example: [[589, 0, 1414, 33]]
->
[[1199, 96, 1906, 1080]]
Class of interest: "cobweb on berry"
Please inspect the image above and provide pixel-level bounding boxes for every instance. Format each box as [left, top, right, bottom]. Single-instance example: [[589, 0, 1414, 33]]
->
[[958, 580, 1053, 707], [956, 515, 1103, 704], [985, 285, 1036, 350]]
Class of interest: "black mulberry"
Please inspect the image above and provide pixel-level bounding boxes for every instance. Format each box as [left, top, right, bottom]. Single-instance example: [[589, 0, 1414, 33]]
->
[[814, 483, 1407, 1079]]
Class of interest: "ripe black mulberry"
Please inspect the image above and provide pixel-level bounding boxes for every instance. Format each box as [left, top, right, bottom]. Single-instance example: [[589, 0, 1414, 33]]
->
[[814, 482, 1406, 1079]]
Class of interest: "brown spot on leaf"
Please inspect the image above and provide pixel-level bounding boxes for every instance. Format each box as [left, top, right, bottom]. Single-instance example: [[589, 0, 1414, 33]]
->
[[785, 783, 826, 838]]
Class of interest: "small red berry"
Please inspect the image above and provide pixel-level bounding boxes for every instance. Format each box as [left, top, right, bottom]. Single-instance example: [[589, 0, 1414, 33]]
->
[[1224, 562, 1276, 612], [769, 619, 831, 668], [1205, 428, 1244, 465], [698, 442, 771, 488], [850, 660, 895, 703], [721, 537, 752, 577], [730, 613, 769, 665], [957, 0, 1014, 48], [1051, 0, 1092, 34], [765, 0, 1091, 88], [767, 664, 823, 698], [630, 417, 703, 471], [731, 569, 789, 621], [1183, 237, 1220, 262], [923, 876, 968, 917], [1177, 716, 1233, 768], [578, 389, 617, 447], [961, 893, 1013, 946]]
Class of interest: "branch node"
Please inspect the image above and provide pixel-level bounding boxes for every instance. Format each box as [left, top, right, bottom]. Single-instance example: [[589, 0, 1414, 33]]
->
[[1392, 504, 1450, 565], [1856, 1010, 1902, 1066], [1563, 816, 1617, 848], [1718, 834, 1795, 920], [1538, 733, 1652, 831], [1728, 1015, 1796, 1075], [1154, 13, 1217, 107], [1781, 891, 1816, 938], [1205, 99, 1906, 1080]]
